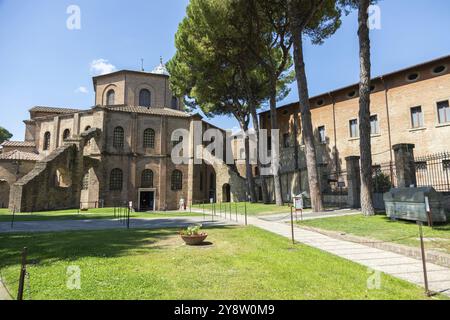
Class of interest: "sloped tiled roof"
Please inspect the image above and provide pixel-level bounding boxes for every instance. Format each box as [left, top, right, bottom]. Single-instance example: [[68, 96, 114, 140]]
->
[[30, 106, 81, 114], [0, 150, 41, 161], [0, 141, 36, 147], [104, 105, 192, 118]]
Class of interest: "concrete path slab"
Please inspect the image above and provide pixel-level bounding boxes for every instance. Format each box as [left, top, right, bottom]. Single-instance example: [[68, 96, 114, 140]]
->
[[0, 216, 236, 234], [197, 208, 450, 296], [0, 279, 12, 300]]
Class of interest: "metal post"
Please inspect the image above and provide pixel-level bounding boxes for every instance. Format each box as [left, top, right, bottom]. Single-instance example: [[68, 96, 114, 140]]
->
[[418, 222, 431, 297], [244, 201, 248, 226], [127, 207, 130, 229], [235, 202, 238, 222], [17, 247, 28, 301], [202, 201, 205, 221], [290, 206, 295, 245], [11, 206, 16, 229]]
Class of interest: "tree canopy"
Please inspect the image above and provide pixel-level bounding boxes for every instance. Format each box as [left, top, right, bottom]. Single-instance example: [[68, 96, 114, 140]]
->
[[0, 126, 12, 144]]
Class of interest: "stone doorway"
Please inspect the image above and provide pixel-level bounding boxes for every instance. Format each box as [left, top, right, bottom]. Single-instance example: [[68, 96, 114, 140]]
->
[[222, 183, 231, 203], [138, 188, 156, 211]]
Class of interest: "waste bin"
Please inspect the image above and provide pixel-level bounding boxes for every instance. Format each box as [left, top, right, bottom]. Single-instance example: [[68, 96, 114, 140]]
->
[[384, 187, 449, 223]]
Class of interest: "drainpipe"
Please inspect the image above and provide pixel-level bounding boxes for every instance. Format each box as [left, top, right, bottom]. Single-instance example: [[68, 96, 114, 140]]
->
[[328, 92, 338, 173], [381, 76, 393, 165]]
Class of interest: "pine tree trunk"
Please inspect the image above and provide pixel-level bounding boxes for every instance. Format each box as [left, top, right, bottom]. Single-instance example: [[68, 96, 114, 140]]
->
[[269, 83, 284, 206], [358, 0, 375, 216], [291, 23, 324, 213], [243, 121, 257, 203], [291, 100, 301, 193], [250, 105, 269, 203]]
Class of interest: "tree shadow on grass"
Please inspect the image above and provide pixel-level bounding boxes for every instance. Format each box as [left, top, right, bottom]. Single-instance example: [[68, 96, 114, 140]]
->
[[0, 225, 237, 269]]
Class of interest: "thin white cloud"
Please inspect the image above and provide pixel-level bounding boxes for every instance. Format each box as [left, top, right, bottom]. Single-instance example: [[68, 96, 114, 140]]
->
[[75, 86, 88, 94], [90, 59, 116, 75]]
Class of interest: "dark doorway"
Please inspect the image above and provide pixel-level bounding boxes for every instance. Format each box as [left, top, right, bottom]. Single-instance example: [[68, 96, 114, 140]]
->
[[140, 191, 155, 211], [222, 184, 231, 203]]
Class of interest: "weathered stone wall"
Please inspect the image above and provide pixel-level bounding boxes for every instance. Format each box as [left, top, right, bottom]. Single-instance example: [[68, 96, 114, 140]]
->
[[0, 160, 36, 208], [9, 129, 101, 212]]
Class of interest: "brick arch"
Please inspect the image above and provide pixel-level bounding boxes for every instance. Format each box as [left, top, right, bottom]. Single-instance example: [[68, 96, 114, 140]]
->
[[134, 84, 156, 107], [102, 84, 118, 106]]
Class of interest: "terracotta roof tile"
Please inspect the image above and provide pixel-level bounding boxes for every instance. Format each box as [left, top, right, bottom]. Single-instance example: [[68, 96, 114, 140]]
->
[[0, 150, 41, 161], [105, 105, 192, 118], [30, 106, 81, 114], [0, 141, 36, 147]]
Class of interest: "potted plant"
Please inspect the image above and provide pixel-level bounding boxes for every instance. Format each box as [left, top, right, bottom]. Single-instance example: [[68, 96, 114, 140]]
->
[[180, 224, 208, 245]]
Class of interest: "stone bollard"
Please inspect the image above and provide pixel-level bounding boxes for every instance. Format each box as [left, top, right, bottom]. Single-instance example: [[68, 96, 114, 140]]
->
[[393, 144, 416, 188], [346, 156, 361, 208]]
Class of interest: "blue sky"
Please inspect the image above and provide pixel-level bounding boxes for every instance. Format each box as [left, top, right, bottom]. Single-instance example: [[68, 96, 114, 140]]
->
[[1, 0, 449, 140]]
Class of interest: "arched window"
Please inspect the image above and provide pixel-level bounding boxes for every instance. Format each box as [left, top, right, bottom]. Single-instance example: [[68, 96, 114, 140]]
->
[[171, 96, 178, 109], [62, 129, 70, 141], [173, 135, 183, 147], [171, 170, 183, 191], [43, 132, 51, 150], [141, 169, 154, 188], [143, 129, 155, 148], [113, 127, 124, 148], [139, 89, 151, 107], [110, 168, 123, 191], [106, 89, 115, 105]]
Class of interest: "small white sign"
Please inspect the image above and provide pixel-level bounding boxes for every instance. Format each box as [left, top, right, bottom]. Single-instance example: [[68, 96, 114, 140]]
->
[[294, 197, 303, 210]]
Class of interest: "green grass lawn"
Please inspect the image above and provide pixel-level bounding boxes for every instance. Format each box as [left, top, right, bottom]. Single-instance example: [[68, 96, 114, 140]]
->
[[298, 214, 450, 254], [0, 208, 201, 222], [0, 226, 440, 300], [193, 202, 299, 216]]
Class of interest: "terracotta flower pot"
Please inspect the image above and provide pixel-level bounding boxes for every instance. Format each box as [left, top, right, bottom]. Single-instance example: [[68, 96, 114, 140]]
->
[[181, 233, 208, 245]]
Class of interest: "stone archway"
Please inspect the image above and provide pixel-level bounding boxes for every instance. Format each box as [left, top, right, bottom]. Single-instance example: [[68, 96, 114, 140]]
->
[[0, 180, 9, 208], [222, 183, 231, 203]]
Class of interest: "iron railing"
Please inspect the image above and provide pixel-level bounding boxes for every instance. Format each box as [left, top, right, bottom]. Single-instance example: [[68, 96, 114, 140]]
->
[[415, 152, 450, 192]]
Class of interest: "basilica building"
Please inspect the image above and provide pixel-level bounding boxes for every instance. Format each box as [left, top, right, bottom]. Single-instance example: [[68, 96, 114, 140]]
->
[[0, 61, 246, 212]]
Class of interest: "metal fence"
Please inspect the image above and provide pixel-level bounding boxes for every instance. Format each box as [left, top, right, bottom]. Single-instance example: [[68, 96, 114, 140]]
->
[[415, 152, 450, 193], [372, 161, 397, 192]]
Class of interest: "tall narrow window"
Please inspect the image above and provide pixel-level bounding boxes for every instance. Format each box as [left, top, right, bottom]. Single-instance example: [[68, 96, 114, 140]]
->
[[370, 115, 379, 135], [81, 172, 89, 190], [173, 135, 183, 147], [113, 127, 124, 148], [110, 168, 123, 191], [171, 170, 183, 191], [318, 126, 326, 143], [443, 160, 450, 172], [437, 100, 450, 124], [283, 133, 290, 148], [43, 132, 51, 150], [349, 119, 359, 138], [411, 106, 424, 128], [143, 129, 155, 148], [171, 96, 178, 109], [62, 129, 71, 141], [267, 136, 272, 151], [139, 89, 151, 107], [106, 89, 115, 105], [141, 169, 154, 188]]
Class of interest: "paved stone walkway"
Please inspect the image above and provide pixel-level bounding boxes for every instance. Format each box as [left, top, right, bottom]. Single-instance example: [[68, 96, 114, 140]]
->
[[0, 216, 235, 233], [2, 210, 450, 296], [0, 279, 12, 300], [196, 208, 450, 296]]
